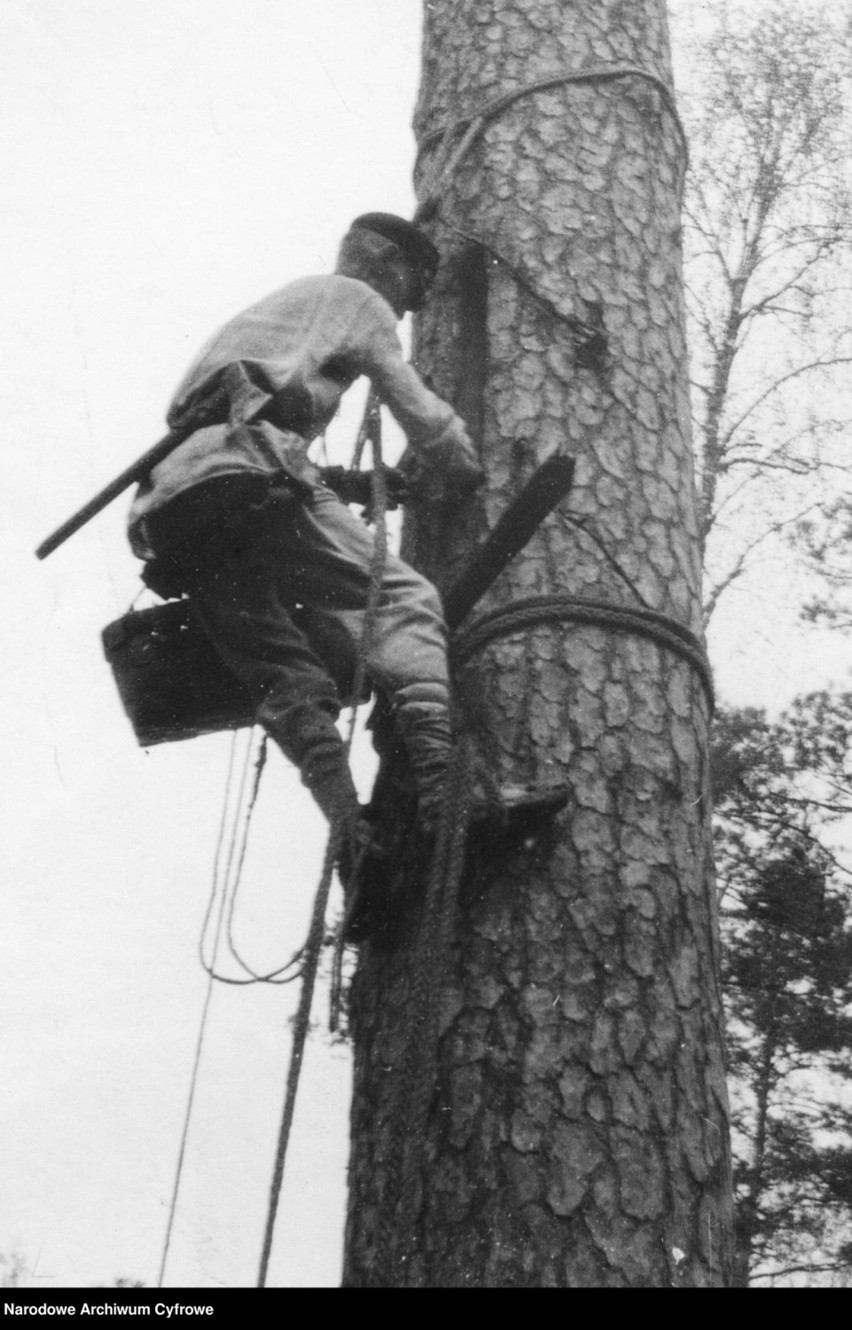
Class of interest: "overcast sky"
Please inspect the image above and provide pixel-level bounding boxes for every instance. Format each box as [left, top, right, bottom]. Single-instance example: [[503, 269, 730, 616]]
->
[[2, 0, 424, 1290], [1, 0, 848, 1293]]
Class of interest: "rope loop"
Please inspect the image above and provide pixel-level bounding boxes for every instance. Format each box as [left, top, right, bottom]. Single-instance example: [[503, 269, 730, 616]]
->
[[453, 593, 714, 714], [415, 63, 688, 223]]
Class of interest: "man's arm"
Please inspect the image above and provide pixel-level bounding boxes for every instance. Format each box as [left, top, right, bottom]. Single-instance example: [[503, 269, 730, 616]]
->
[[355, 298, 483, 501]]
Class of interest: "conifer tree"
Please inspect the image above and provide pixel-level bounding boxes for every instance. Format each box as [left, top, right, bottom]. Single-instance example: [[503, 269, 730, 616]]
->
[[712, 699, 852, 1286], [343, 0, 732, 1288]]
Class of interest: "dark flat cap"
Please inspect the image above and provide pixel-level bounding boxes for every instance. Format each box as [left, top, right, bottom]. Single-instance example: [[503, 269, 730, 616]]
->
[[349, 212, 439, 276]]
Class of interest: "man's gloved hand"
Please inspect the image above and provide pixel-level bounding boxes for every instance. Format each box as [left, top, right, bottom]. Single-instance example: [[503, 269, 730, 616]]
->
[[445, 422, 485, 492], [397, 420, 484, 505], [320, 465, 408, 509]]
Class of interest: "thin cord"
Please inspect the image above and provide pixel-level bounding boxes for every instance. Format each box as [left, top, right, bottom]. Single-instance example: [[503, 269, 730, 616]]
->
[[221, 738, 313, 986], [198, 730, 255, 977], [442, 218, 606, 363], [564, 514, 652, 609], [158, 732, 242, 1288], [198, 735, 306, 987], [256, 820, 344, 1287]]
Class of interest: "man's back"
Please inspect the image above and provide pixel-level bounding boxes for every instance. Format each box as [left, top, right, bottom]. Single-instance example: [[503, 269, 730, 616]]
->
[[167, 274, 399, 438]]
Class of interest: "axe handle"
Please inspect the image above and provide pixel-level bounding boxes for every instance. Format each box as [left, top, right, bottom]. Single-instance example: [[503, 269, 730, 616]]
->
[[36, 430, 576, 618], [35, 429, 188, 560], [443, 452, 575, 630]]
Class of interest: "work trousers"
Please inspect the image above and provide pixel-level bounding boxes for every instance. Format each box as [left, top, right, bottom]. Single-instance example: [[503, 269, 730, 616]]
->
[[145, 477, 450, 744]]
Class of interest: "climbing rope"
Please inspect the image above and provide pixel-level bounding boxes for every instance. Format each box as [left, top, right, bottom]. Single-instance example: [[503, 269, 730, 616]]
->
[[454, 593, 714, 713], [329, 392, 390, 1030], [256, 388, 389, 1287], [256, 815, 346, 1288], [414, 63, 688, 226]]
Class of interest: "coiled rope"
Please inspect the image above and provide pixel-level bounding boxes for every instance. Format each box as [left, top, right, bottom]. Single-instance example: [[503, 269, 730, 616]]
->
[[454, 593, 714, 712], [198, 734, 308, 987]]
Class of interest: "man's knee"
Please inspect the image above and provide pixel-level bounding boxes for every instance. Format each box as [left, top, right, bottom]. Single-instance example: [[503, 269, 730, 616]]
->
[[380, 564, 449, 668], [256, 684, 340, 750], [404, 568, 444, 623]]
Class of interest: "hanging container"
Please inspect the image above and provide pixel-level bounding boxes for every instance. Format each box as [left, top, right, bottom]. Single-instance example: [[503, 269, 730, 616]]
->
[[102, 598, 363, 747], [102, 599, 255, 746]]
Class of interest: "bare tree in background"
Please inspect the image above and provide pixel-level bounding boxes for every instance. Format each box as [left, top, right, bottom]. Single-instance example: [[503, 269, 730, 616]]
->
[[669, 2, 852, 1283], [673, 0, 852, 623], [343, 0, 732, 1288]]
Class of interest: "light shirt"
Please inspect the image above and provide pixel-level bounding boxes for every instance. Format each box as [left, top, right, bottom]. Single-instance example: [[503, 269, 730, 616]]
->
[[129, 274, 475, 558]]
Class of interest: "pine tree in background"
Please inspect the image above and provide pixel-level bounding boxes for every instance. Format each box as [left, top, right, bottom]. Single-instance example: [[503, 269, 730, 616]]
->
[[712, 698, 852, 1286]]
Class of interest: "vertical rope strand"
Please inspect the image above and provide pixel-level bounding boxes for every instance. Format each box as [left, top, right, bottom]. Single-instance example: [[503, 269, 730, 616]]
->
[[256, 820, 344, 1287], [158, 732, 244, 1287], [256, 390, 388, 1285]]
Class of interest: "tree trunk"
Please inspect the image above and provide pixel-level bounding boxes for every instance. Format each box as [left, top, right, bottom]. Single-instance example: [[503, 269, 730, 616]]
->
[[343, 0, 733, 1288]]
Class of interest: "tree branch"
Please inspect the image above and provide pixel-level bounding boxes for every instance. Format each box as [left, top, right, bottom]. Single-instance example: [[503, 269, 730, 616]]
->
[[721, 357, 852, 452]]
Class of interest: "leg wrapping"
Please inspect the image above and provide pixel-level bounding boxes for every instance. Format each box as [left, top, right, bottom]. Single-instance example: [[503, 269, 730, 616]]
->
[[268, 700, 359, 827], [393, 682, 454, 826]]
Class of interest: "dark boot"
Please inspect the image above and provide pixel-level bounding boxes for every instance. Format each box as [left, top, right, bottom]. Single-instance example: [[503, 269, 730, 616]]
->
[[271, 700, 361, 830]]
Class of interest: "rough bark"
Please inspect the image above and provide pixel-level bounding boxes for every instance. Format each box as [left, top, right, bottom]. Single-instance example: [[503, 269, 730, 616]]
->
[[343, 0, 733, 1288]]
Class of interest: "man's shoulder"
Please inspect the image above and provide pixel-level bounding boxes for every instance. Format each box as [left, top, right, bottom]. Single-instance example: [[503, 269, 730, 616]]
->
[[246, 272, 383, 317]]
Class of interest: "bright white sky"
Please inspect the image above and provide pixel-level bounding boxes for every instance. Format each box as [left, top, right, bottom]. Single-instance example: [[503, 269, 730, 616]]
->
[[0, 0, 848, 1294], [1, 0, 422, 1291]]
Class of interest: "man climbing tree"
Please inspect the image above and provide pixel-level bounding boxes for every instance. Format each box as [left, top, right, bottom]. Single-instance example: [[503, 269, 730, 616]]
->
[[343, 0, 733, 1288], [126, 213, 481, 847]]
